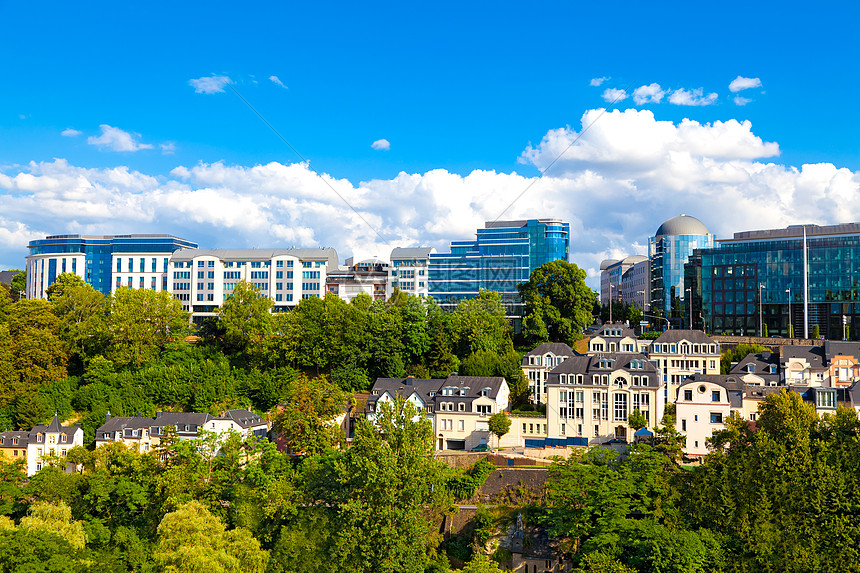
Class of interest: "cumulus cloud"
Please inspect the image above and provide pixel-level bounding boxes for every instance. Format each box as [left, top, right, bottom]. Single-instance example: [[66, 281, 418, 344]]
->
[[602, 88, 628, 103], [729, 76, 762, 92], [160, 142, 176, 155], [590, 77, 610, 87], [61, 128, 81, 137], [87, 125, 154, 152], [734, 95, 752, 106], [269, 75, 287, 89], [188, 75, 233, 94], [371, 139, 391, 151], [2, 109, 858, 289], [632, 83, 665, 105], [668, 88, 718, 106]]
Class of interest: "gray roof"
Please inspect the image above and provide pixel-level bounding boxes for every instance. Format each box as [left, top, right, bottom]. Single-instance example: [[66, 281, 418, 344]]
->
[[367, 375, 505, 410], [824, 341, 860, 362], [171, 247, 338, 263], [730, 351, 780, 381], [655, 214, 710, 237], [29, 415, 80, 438], [594, 323, 637, 339], [213, 409, 266, 430], [390, 247, 435, 259], [0, 431, 30, 448], [652, 330, 718, 345], [0, 271, 16, 286], [724, 222, 860, 243], [780, 345, 825, 367], [547, 353, 659, 387], [523, 342, 576, 358]]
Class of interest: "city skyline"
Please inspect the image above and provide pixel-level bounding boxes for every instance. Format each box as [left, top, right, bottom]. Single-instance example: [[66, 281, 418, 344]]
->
[[2, 1, 859, 289]]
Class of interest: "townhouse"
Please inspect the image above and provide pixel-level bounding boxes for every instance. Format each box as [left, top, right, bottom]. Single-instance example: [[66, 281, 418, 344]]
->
[[0, 416, 84, 476], [646, 330, 721, 402], [366, 375, 509, 451], [729, 350, 780, 386], [521, 342, 576, 405], [95, 409, 267, 453], [544, 352, 664, 446]]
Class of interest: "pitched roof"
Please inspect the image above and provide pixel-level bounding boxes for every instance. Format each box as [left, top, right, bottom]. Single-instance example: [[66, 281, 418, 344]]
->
[[213, 409, 266, 429], [523, 342, 576, 358], [780, 345, 825, 367], [824, 341, 860, 362], [653, 329, 717, 344], [29, 415, 80, 437], [0, 431, 30, 448], [730, 351, 780, 380], [390, 247, 435, 259], [594, 323, 636, 339], [548, 353, 659, 384]]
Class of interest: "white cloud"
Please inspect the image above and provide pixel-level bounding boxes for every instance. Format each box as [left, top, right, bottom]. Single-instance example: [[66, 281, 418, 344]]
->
[[668, 88, 718, 106], [160, 142, 176, 155], [729, 76, 762, 92], [590, 77, 610, 87], [269, 75, 288, 89], [188, 75, 233, 94], [2, 109, 858, 289], [371, 139, 391, 151], [61, 128, 81, 137], [87, 125, 154, 152], [601, 88, 628, 103], [734, 95, 752, 106], [632, 83, 665, 105]]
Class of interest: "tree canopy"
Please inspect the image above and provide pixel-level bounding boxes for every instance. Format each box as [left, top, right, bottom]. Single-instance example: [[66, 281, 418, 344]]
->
[[518, 261, 596, 346]]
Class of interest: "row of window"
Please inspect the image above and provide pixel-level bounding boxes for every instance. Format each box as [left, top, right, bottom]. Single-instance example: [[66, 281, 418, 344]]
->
[[117, 257, 169, 273]]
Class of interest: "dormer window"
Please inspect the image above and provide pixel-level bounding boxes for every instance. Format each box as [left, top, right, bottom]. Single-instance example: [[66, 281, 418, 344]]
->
[[36, 434, 43, 443], [458, 403, 465, 412], [458, 388, 466, 396], [60, 433, 67, 443], [481, 388, 491, 397], [746, 364, 755, 373], [768, 365, 777, 373]]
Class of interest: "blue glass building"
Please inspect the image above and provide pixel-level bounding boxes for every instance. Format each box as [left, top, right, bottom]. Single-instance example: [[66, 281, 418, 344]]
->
[[26, 234, 197, 298], [649, 215, 715, 317], [428, 219, 570, 316], [690, 223, 860, 339]]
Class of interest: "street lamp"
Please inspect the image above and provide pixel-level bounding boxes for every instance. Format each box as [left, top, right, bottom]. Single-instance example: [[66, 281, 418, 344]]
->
[[685, 288, 692, 330], [786, 287, 792, 339], [759, 283, 765, 337]]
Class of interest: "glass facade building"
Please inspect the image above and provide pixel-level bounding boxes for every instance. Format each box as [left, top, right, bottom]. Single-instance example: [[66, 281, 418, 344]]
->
[[27, 234, 197, 298], [649, 215, 715, 317], [690, 223, 860, 339], [428, 219, 569, 316]]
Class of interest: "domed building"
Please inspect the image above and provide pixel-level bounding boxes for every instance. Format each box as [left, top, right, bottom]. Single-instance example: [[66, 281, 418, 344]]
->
[[649, 214, 714, 317]]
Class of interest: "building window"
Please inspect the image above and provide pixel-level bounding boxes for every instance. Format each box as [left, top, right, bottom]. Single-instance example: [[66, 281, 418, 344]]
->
[[684, 390, 693, 401], [681, 419, 687, 431], [712, 390, 720, 402], [613, 393, 627, 421], [458, 420, 464, 431], [710, 412, 723, 424]]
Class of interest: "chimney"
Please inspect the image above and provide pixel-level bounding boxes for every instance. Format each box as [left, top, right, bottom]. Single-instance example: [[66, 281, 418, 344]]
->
[[762, 350, 772, 360], [106, 410, 111, 423]]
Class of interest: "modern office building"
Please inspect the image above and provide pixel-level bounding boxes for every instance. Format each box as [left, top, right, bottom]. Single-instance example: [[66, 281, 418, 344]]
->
[[389, 247, 435, 298], [689, 223, 860, 338], [26, 234, 197, 299], [600, 255, 650, 310], [428, 219, 570, 316], [649, 215, 715, 317], [167, 247, 338, 321]]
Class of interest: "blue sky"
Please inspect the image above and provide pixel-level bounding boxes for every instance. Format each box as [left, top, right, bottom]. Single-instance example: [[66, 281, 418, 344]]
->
[[1, 0, 859, 285]]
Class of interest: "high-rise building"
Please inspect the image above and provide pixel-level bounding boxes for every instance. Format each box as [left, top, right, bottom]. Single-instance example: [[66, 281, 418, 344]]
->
[[600, 255, 650, 311], [649, 215, 714, 317], [26, 234, 197, 299], [690, 222, 860, 339], [428, 219, 570, 316]]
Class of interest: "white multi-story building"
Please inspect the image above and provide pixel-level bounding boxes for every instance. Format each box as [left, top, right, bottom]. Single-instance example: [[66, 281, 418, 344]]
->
[[326, 257, 392, 302], [167, 248, 338, 321], [646, 330, 721, 403], [389, 247, 435, 298]]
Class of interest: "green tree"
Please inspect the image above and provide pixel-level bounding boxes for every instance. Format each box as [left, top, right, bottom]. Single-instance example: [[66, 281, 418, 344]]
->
[[105, 288, 189, 368], [488, 412, 511, 449], [269, 375, 348, 455], [19, 501, 87, 549], [518, 261, 595, 346], [154, 500, 268, 573], [573, 552, 637, 573], [216, 280, 273, 353], [628, 409, 647, 430], [45, 272, 88, 301], [305, 397, 450, 573], [460, 553, 504, 573], [451, 290, 511, 356], [9, 270, 25, 301]]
